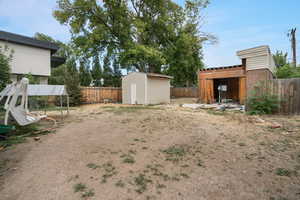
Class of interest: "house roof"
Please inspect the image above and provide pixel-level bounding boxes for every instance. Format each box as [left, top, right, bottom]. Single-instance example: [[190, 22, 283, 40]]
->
[[0, 30, 59, 54], [236, 45, 270, 59], [199, 65, 244, 71], [51, 56, 66, 68]]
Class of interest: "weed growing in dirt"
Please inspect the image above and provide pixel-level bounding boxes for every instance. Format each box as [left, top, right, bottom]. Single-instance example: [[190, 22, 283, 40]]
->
[[134, 174, 153, 194], [238, 142, 247, 147], [156, 183, 166, 189], [73, 183, 86, 192], [0, 123, 53, 148], [101, 162, 118, 183], [121, 154, 135, 164], [180, 173, 190, 178], [81, 189, 95, 198], [0, 159, 8, 174], [275, 168, 297, 177], [86, 163, 100, 169], [146, 195, 156, 200], [115, 180, 125, 188], [103, 106, 162, 114], [162, 145, 187, 162], [197, 159, 205, 167]]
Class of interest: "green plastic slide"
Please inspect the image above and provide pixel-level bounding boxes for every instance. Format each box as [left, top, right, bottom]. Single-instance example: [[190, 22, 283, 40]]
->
[[0, 125, 15, 134]]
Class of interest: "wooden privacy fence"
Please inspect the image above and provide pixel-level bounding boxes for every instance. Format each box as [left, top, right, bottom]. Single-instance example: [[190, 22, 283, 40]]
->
[[81, 87, 122, 103], [171, 87, 198, 98], [254, 78, 300, 114]]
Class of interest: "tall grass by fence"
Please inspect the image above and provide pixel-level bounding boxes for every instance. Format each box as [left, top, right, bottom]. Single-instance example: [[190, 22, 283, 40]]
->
[[254, 78, 300, 114], [81, 87, 122, 104], [171, 87, 198, 98]]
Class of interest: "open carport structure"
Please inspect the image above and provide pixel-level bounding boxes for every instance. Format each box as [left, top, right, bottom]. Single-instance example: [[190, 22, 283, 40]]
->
[[198, 65, 246, 104], [198, 46, 276, 105]]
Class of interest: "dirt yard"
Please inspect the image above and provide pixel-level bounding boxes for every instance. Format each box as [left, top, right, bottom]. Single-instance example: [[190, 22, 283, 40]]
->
[[0, 102, 300, 200]]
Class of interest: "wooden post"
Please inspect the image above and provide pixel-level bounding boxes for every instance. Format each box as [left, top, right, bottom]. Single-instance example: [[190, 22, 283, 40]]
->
[[67, 95, 70, 115], [60, 95, 63, 120]]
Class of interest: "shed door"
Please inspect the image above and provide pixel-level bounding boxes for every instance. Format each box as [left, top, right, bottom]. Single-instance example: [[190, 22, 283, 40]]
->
[[130, 84, 137, 104]]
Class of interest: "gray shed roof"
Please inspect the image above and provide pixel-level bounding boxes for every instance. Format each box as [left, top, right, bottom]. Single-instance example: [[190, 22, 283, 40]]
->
[[0, 30, 59, 54], [146, 73, 173, 79], [28, 85, 68, 96]]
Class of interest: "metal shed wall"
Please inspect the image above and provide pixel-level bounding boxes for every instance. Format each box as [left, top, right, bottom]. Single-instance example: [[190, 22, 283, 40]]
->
[[122, 72, 146, 104]]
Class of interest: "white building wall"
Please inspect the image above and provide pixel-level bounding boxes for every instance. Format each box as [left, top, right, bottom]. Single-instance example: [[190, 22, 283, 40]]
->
[[246, 56, 268, 71], [0, 41, 51, 77], [237, 45, 276, 74], [122, 72, 146, 104], [147, 77, 170, 104]]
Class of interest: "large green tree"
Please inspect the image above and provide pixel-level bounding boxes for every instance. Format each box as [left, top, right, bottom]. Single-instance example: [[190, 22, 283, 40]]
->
[[90, 55, 103, 86], [79, 60, 92, 86], [53, 0, 211, 85], [273, 50, 300, 78], [0, 45, 13, 91], [273, 50, 288, 68], [34, 33, 82, 105]]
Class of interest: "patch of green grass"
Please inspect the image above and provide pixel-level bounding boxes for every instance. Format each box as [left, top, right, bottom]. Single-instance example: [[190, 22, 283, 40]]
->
[[73, 183, 86, 193], [0, 123, 52, 148], [0, 135, 27, 148], [103, 106, 162, 114], [162, 145, 187, 162], [81, 189, 95, 198], [275, 168, 297, 177], [86, 163, 100, 169]]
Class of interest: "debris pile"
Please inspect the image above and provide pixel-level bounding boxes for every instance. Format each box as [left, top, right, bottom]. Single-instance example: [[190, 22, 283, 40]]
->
[[182, 103, 245, 112]]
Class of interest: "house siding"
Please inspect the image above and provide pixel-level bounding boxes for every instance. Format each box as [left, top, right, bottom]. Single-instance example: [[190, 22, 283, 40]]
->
[[0, 41, 51, 77]]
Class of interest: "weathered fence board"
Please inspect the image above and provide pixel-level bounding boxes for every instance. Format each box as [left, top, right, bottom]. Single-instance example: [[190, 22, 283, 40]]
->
[[81, 87, 122, 103], [171, 87, 198, 98], [255, 78, 300, 115]]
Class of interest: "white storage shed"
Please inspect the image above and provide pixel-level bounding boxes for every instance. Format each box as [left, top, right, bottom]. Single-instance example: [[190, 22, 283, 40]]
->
[[122, 72, 173, 105]]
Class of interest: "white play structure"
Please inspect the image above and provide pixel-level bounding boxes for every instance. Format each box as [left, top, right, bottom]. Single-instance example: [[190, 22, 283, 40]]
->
[[0, 78, 69, 127]]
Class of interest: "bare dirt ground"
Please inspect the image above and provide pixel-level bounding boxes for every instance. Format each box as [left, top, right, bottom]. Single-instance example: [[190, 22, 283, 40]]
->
[[0, 100, 300, 200]]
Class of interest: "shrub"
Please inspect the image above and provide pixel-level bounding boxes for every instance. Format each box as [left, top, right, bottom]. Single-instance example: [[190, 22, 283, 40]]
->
[[0, 45, 13, 91], [276, 64, 300, 78], [247, 82, 280, 115]]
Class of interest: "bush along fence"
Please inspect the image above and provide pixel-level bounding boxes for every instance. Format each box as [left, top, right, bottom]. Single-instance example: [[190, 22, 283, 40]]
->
[[248, 78, 300, 115], [170, 87, 198, 98], [81, 87, 122, 104]]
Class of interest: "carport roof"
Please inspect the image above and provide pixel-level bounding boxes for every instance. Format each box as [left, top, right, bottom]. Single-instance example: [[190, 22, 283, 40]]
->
[[199, 65, 243, 71]]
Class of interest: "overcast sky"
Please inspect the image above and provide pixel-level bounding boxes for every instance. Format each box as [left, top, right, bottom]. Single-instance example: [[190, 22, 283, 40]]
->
[[0, 0, 299, 67]]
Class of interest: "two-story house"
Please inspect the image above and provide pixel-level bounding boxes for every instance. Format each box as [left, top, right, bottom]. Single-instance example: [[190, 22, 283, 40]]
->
[[0, 30, 64, 84]]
